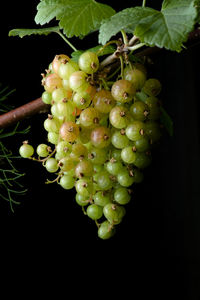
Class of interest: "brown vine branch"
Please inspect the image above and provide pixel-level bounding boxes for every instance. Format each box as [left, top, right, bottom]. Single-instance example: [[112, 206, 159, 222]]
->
[[0, 97, 49, 129], [0, 27, 200, 130]]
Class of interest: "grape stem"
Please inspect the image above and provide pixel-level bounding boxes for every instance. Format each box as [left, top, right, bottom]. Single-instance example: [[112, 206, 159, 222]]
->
[[142, 0, 146, 7], [56, 31, 77, 52]]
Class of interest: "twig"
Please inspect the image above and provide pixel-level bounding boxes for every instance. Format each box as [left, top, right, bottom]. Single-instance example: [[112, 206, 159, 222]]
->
[[0, 98, 49, 129]]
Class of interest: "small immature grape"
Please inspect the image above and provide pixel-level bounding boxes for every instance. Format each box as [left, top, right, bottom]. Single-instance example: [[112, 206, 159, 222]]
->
[[114, 187, 131, 205], [93, 191, 112, 207], [121, 146, 136, 164], [105, 160, 123, 176], [145, 121, 162, 143], [75, 193, 90, 206], [88, 147, 107, 164], [75, 160, 93, 178], [70, 143, 88, 160], [42, 91, 52, 104], [79, 107, 100, 128], [78, 51, 99, 74], [52, 87, 72, 103], [134, 137, 150, 152], [59, 121, 79, 142], [59, 156, 76, 172], [143, 78, 162, 96], [47, 132, 59, 145], [69, 71, 89, 93], [75, 178, 93, 197], [109, 106, 132, 129], [130, 101, 149, 121], [19, 142, 34, 158], [133, 152, 152, 169], [98, 221, 116, 240], [125, 121, 145, 141], [117, 169, 135, 187], [44, 115, 60, 133], [111, 79, 136, 103], [45, 158, 59, 173], [93, 89, 115, 114], [96, 171, 113, 190], [87, 204, 103, 220], [90, 126, 111, 149], [44, 73, 63, 93], [111, 130, 129, 149], [36, 144, 50, 157], [56, 141, 72, 157], [59, 175, 75, 190], [52, 54, 70, 74], [124, 63, 147, 90], [53, 99, 75, 122], [103, 203, 126, 225], [58, 60, 79, 80]]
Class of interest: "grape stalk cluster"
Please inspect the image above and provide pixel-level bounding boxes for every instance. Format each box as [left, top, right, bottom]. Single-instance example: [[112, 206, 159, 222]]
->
[[19, 50, 162, 239]]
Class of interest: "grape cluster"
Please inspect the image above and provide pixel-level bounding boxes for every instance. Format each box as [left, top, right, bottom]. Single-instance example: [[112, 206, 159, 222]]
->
[[19, 51, 162, 239]]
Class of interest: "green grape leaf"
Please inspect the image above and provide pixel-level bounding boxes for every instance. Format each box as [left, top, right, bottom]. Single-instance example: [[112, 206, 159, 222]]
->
[[134, 0, 197, 52], [99, 7, 153, 45], [160, 107, 173, 136], [99, 0, 197, 52], [71, 45, 116, 62], [35, 0, 115, 38], [195, 0, 200, 23], [9, 26, 60, 38]]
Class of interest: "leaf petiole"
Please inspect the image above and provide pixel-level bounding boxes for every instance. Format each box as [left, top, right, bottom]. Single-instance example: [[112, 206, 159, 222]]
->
[[142, 0, 146, 7], [56, 31, 77, 52]]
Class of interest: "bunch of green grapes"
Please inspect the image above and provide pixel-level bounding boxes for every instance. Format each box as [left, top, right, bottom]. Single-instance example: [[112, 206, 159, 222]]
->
[[19, 51, 162, 240]]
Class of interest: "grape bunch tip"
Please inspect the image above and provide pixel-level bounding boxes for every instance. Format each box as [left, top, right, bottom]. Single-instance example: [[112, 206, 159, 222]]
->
[[19, 50, 163, 240]]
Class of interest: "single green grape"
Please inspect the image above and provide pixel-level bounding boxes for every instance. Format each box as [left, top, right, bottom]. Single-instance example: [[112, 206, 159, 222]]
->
[[75, 193, 90, 206], [47, 132, 59, 145], [96, 171, 113, 191], [93, 191, 112, 206], [111, 80, 136, 103], [78, 51, 99, 74], [124, 63, 147, 90], [114, 187, 131, 205], [143, 78, 162, 96], [36, 144, 50, 157], [111, 130, 130, 149], [130, 101, 149, 121], [75, 178, 93, 197], [59, 175, 75, 189], [42, 91, 52, 104], [125, 121, 145, 141], [88, 147, 107, 164], [45, 158, 59, 173], [103, 203, 126, 225], [87, 204, 103, 220], [19, 142, 34, 158], [117, 169, 135, 187], [75, 160, 93, 178], [105, 160, 124, 176], [98, 221, 116, 240], [121, 146, 136, 164], [58, 60, 79, 80], [133, 152, 152, 169]]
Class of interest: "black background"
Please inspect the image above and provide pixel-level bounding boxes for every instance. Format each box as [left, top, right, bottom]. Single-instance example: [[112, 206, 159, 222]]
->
[[0, 0, 200, 298]]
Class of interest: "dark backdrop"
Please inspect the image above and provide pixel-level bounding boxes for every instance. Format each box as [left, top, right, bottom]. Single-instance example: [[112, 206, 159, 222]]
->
[[0, 0, 200, 298]]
